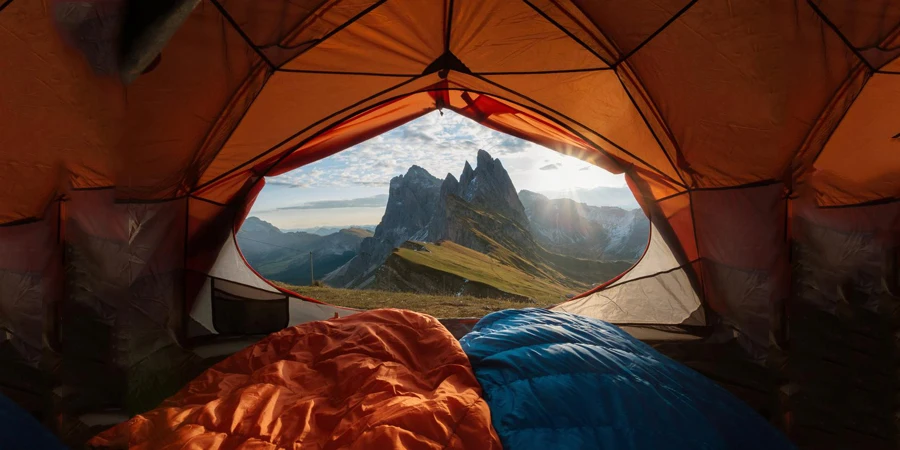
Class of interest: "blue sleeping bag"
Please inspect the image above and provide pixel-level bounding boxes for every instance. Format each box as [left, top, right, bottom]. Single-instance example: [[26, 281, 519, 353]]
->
[[460, 308, 794, 450], [0, 393, 66, 450]]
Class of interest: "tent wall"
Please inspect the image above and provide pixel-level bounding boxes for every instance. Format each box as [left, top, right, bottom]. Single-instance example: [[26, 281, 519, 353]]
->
[[553, 222, 703, 326], [2, 1, 900, 446], [188, 232, 354, 339]]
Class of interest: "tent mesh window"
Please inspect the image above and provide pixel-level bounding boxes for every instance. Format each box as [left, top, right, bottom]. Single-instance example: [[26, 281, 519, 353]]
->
[[211, 278, 289, 335]]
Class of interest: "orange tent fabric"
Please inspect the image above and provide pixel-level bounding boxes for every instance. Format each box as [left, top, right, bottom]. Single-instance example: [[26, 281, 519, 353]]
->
[[87, 309, 501, 450], [0, 2, 898, 446]]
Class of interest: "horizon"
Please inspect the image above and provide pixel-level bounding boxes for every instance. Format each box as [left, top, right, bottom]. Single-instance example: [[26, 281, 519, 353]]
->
[[248, 110, 635, 229]]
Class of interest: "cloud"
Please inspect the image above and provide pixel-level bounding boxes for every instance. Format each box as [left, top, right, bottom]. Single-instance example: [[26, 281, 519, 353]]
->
[[278, 194, 389, 210], [399, 128, 435, 143], [539, 163, 560, 171]]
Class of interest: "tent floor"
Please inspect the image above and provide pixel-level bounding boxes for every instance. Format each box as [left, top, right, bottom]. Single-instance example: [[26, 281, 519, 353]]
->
[[10, 304, 898, 449]]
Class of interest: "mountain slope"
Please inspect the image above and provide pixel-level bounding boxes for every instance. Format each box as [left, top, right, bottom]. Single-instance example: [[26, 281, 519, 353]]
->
[[237, 217, 372, 285], [340, 150, 634, 299], [375, 241, 573, 302], [538, 185, 640, 209], [323, 166, 443, 288], [519, 190, 649, 261]]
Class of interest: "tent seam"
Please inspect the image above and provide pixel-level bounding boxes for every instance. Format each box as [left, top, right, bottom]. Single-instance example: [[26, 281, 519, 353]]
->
[[806, 0, 876, 73], [612, 0, 698, 68], [520, 0, 613, 67], [444, 0, 454, 54], [208, 0, 276, 69], [614, 68, 687, 186], [469, 73, 675, 183], [475, 67, 611, 75], [276, 0, 388, 70], [546, 0, 622, 58], [196, 75, 424, 191], [805, 70, 872, 169], [277, 69, 417, 77], [183, 64, 273, 195]]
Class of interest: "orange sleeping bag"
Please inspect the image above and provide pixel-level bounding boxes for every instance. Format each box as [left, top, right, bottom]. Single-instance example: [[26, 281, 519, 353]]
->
[[88, 309, 501, 449]]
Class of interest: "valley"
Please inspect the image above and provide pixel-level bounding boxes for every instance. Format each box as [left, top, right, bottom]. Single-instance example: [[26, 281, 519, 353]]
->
[[239, 150, 647, 302]]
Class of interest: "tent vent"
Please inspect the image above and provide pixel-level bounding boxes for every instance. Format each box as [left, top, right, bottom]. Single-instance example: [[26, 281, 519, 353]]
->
[[423, 51, 471, 78]]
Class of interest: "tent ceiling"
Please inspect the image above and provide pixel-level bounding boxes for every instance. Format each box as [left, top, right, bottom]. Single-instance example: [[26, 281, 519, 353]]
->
[[0, 0, 898, 350]]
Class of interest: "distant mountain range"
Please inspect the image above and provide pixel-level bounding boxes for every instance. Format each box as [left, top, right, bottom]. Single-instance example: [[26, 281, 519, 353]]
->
[[238, 150, 648, 300], [237, 218, 373, 285], [539, 186, 639, 209], [286, 225, 377, 236], [520, 191, 648, 261]]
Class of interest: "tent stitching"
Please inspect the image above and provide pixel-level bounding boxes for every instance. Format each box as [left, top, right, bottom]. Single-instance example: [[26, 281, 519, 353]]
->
[[614, 64, 694, 187], [444, 0, 454, 55], [181, 64, 274, 195], [805, 72, 872, 169], [255, 0, 333, 50], [546, 0, 621, 58], [197, 83, 617, 193], [208, 0, 276, 69], [655, 180, 785, 203], [520, 0, 613, 67], [687, 190, 706, 312], [611, 0, 699, 68], [469, 72, 677, 183], [277, 68, 417, 77], [597, 259, 700, 291], [189, 195, 227, 207], [615, 68, 687, 186], [474, 67, 611, 76], [806, 0, 877, 73], [565, 214, 657, 301], [819, 196, 900, 210], [276, 0, 388, 70], [275, 67, 615, 77], [787, 66, 870, 181], [193, 75, 424, 191]]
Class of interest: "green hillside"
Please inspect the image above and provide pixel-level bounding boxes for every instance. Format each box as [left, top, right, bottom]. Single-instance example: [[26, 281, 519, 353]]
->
[[276, 283, 557, 317], [388, 241, 576, 302]]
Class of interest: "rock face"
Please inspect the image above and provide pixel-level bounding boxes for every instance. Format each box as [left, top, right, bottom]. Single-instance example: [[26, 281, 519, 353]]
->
[[427, 150, 533, 257], [329, 151, 533, 288], [458, 150, 528, 226], [324, 166, 443, 288], [326, 149, 647, 292], [519, 190, 648, 261]]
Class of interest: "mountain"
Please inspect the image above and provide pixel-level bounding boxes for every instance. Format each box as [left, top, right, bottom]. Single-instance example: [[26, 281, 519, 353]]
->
[[519, 191, 649, 261], [323, 166, 444, 288], [538, 185, 640, 209], [237, 217, 372, 285], [289, 225, 377, 236], [374, 241, 573, 302], [330, 150, 634, 299]]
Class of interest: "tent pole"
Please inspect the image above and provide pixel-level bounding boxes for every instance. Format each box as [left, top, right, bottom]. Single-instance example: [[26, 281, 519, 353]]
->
[[309, 252, 314, 286]]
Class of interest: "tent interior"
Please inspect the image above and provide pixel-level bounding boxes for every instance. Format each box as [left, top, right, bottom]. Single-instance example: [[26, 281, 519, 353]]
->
[[1, 0, 899, 448]]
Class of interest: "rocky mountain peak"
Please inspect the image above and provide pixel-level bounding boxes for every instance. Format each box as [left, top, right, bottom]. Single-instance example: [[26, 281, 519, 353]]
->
[[240, 216, 281, 234], [476, 148, 493, 168], [453, 149, 528, 226], [441, 173, 460, 196], [377, 166, 442, 244]]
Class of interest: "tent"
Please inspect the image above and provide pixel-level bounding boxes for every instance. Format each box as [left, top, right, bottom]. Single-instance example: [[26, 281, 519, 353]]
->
[[0, 0, 898, 447]]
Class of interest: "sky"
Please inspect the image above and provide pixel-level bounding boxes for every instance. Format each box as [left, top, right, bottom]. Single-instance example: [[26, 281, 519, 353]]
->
[[249, 110, 630, 230]]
